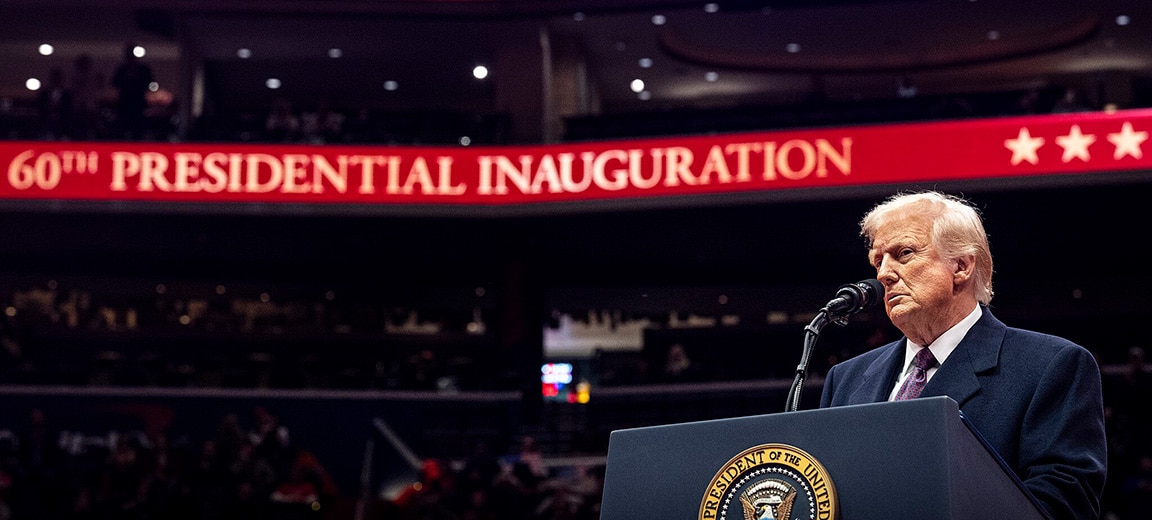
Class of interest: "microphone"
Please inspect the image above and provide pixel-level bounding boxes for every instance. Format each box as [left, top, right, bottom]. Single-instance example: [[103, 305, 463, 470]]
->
[[784, 278, 884, 412], [823, 279, 884, 317]]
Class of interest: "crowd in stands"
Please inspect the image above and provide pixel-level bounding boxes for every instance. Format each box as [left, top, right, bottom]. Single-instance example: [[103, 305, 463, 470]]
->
[[0, 404, 603, 520], [0, 52, 507, 146], [0, 279, 496, 392], [375, 437, 602, 520], [14, 45, 172, 144], [2, 48, 1111, 146], [0, 406, 342, 520]]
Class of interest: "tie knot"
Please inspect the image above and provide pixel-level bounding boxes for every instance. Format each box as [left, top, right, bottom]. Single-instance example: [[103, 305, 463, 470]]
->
[[912, 348, 938, 371]]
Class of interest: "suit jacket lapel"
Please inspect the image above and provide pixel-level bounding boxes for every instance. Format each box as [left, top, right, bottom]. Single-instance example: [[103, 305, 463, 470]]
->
[[850, 339, 907, 404], [920, 307, 1005, 407]]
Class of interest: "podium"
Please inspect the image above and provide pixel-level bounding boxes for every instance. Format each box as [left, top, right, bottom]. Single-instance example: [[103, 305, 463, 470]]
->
[[601, 396, 1048, 519]]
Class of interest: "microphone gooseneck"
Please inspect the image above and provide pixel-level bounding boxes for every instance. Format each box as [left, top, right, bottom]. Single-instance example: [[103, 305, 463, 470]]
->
[[784, 279, 884, 412]]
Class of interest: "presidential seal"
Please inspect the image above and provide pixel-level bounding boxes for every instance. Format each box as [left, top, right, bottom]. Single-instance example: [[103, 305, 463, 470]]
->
[[699, 444, 837, 520]]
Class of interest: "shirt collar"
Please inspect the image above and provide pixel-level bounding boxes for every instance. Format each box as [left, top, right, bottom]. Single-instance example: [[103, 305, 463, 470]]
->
[[903, 304, 982, 372]]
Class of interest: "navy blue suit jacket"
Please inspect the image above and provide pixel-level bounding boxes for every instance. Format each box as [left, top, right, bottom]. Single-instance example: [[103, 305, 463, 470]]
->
[[820, 308, 1106, 520]]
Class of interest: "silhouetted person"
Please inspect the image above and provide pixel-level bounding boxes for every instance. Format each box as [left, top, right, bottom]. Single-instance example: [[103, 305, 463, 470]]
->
[[662, 344, 698, 382], [265, 98, 299, 142], [1122, 454, 1152, 519], [15, 409, 63, 519], [1051, 87, 1091, 114], [37, 67, 71, 140], [71, 54, 102, 140], [111, 43, 153, 140], [300, 100, 343, 144]]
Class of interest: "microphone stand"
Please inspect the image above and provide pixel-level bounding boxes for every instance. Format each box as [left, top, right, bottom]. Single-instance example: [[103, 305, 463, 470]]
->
[[784, 307, 848, 413]]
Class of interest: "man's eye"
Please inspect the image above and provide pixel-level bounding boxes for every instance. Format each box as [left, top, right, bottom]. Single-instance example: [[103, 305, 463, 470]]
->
[[899, 248, 914, 258]]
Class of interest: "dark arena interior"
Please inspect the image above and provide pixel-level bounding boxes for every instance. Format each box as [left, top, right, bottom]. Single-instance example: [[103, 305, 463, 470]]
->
[[1, 1, 1152, 519]]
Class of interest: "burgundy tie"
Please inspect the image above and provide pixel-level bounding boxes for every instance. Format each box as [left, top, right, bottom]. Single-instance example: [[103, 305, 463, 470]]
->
[[893, 348, 938, 401]]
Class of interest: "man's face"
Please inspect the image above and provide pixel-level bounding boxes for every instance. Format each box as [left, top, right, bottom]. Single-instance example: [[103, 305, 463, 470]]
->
[[868, 210, 960, 339]]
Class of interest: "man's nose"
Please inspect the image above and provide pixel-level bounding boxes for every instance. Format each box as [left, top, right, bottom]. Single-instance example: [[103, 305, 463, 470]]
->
[[876, 256, 897, 284]]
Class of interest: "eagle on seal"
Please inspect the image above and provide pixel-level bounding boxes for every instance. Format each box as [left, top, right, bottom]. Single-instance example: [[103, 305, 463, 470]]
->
[[739, 479, 796, 520]]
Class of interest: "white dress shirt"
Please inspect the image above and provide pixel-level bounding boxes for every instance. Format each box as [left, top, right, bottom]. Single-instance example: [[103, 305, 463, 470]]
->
[[888, 304, 982, 401]]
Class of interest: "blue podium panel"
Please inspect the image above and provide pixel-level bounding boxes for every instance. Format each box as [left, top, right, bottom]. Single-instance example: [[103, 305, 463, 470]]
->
[[601, 396, 1045, 520]]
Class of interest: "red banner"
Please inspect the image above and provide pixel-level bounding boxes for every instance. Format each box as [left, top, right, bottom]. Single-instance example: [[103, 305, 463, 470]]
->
[[2, 109, 1150, 206]]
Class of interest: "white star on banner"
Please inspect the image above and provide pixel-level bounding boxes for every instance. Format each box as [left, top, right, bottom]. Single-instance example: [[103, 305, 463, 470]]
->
[[1055, 125, 1096, 163], [1005, 128, 1044, 165], [1107, 122, 1148, 160]]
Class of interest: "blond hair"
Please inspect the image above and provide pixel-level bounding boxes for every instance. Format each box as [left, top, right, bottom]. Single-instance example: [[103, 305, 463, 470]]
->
[[860, 191, 994, 304]]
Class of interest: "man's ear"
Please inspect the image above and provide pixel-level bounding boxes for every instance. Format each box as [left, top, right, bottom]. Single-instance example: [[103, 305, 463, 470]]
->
[[953, 254, 976, 285]]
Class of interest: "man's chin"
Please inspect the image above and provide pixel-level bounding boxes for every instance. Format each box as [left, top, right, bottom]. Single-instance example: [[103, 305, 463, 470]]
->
[[885, 305, 916, 328]]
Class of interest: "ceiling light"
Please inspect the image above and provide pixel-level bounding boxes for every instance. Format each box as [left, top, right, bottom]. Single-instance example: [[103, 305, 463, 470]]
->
[[328, 48, 343, 58], [786, 43, 801, 53], [265, 78, 282, 89], [651, 14, 667, 25], [1116, 15, 1131, 26], [237, 48, 252, 59], [573, 12, 585, 22], [705, 71, 719, 82], [38, 44, 54, 56], [473, 65, 489, 79], [615, 42, 627, 52], [383, 80, 399, 91], [459, 136, 472, 146], [25, 78, 41, 91], [704, 3, 719, 13], [638, 58, 653, 68], [987, 30, 1001, 40], [630, 79, 645, 93], [133, 46, 146, 58], [148, 82, 159, 92], [638, 91, 652, 101]]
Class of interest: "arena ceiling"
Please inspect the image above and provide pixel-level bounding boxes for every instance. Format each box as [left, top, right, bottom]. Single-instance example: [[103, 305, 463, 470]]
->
[[0, 0, 1148, 114]]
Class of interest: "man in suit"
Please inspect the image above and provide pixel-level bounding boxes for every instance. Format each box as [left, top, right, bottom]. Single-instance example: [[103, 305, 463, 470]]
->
[[820, 192, 1105, 520]]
